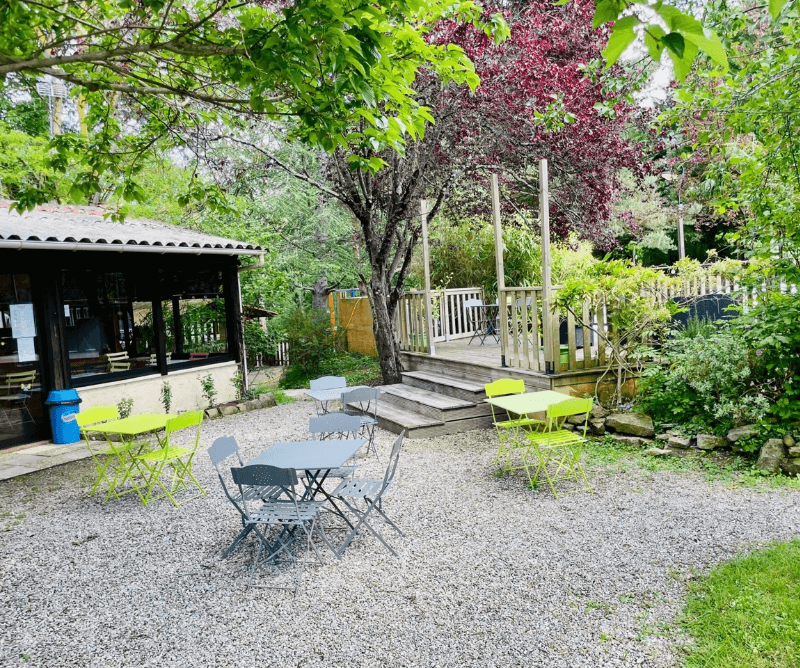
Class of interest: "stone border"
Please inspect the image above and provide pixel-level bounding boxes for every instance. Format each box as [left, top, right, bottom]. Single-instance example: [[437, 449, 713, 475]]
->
[[204, 394, 277, 419]]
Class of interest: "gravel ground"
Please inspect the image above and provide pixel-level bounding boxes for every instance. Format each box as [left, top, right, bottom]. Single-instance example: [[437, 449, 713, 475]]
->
[[1, 400, 799, 668]]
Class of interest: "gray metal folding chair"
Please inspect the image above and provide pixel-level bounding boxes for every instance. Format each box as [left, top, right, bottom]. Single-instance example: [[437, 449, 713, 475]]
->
[[306, 412, 363, 480], [333, 431, 407, 557], [231, 464, 332, 592], [309, 375, 347, 415], [208, 436, 285, 559], [340, 387, 381, 461]]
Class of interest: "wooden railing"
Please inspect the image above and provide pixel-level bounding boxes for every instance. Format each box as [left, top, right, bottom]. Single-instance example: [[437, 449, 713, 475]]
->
[[498, 287, 608, 374], [397, 270, 785, 373], [398, 287, 484, 352]]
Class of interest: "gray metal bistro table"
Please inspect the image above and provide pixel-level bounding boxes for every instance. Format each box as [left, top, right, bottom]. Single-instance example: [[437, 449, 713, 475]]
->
[[221, 439, 365, 559], [306, 385, 368, 415]]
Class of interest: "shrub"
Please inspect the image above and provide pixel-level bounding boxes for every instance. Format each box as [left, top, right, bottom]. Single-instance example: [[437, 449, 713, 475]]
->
[[281, 351, 381, 389], [243, 318, 285, 366], [637, 322, 770, 435], [199, 373, 217, 407], [117, 397, 134, 419], [160, 381, 172, 414], [735, 292, 800, 425], [284, 307, 345, 373]]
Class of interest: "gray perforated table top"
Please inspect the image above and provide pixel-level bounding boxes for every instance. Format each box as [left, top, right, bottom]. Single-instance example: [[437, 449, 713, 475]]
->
[[246, 440, 365, 470], [305, 386, 368, 402]]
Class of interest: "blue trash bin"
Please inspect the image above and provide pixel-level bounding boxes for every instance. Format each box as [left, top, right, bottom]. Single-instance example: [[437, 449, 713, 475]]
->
[[45, 389, 82, 444]]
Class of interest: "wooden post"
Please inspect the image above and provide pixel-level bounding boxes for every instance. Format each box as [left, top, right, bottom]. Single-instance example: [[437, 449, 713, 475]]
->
[[491, 173, 507, 367], [421, 199, 435, 356], [151, 298, 168, 376], [222, 264, 243, 364], [172, 295, 184, 355], [33, 270, 70, 391], [540, 159, 555, 374]]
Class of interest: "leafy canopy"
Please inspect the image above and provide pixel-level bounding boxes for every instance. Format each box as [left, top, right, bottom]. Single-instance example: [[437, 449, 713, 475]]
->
[[0, 0, 508, 211]]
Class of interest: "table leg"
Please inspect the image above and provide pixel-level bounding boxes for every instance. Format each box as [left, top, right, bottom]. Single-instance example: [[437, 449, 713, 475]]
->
[[220, 524, 254, 560]]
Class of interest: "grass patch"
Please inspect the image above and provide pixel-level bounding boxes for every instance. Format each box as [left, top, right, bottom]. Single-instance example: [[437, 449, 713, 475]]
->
[[679, 539, 800, 667], [280, 352, 382, 389], [583, 436, 800, 490], [269, 388, 294, 405]]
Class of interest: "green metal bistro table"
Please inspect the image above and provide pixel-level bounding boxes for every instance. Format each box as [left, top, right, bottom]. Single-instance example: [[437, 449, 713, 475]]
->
[[85, 413, 174, 503], [485, 391, 571, 472], [485, 390, 571, 418]]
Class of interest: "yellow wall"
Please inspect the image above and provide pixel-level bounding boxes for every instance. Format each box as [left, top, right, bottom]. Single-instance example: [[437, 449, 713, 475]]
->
[[334, 295, 378, 357]]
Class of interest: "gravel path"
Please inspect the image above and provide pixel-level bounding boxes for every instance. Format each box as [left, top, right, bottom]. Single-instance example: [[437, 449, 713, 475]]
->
[[1, 400, 799, 667]]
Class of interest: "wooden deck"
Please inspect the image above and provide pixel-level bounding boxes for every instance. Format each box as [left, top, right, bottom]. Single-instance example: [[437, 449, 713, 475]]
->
[[401, 335, 605, 394]]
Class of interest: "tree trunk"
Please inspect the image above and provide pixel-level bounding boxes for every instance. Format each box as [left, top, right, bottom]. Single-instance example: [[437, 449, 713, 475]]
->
[[311, 276, 330, 310], [366, 269, 403, 384]]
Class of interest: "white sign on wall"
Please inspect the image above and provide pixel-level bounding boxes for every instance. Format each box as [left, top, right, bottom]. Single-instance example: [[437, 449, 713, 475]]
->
[[17, 337, 36, 362], [10, 303, 36, 339]]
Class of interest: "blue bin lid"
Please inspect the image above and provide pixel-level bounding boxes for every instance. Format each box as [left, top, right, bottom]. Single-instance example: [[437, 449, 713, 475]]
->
[[45, 389, 82, 405]]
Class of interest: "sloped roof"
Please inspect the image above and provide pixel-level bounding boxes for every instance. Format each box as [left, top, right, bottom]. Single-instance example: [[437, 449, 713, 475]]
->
[[0, 202, 265, 255]]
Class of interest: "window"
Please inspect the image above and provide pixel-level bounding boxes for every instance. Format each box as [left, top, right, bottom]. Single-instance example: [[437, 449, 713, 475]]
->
[[62, 270, 155, 381], [161, 268, 230, 367], [0, 274, 45, 447]]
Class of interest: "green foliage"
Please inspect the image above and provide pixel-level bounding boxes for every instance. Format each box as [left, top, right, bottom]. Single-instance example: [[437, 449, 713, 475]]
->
[[669, 4, 800, 284], [735, 290, 800, 424], [243, 320, 284, 367], [282, 352, 381, 390], [555, 260, 677, 405], [231, 371, 253, 401], [283, 307, 346, 375], [415, 219, 596, 295], [638, 322, 770, 435], [586, 435, 800, 488], [675, 315, 717, 341], [0, 123, 63, 200], [609, 169, 678, 260], [160, 382, 172, 414], [268, 388, 295, 405], [198, 374, 217, 408], [679, 539, 800, 667], [0, 80, 48, 137], [116, 397, 133, 420], [0, 0, 507, 211], [593, 0, 733, 77]]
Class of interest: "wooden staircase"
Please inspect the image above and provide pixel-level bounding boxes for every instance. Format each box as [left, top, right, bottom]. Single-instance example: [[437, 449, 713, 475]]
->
[[345, 370, 495, 439]]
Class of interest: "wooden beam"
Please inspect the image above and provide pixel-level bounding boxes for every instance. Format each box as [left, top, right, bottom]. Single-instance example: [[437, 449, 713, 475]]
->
[[539, 159, 555, 374], [172, 295, 184, 355], [222, 264, 243, 364], [33, 270, 70, 391], [420, 199, 435, 356], [490, 173, 507, 367], [151, 297, 168, 376]]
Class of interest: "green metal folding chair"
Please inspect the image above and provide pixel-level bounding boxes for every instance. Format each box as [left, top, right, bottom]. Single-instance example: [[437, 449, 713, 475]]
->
[[75, 405, 123, 499], [134, 411, 206, 507], [485, 379, 545, 472], [106, 351, 131, 372], [522, 397, 594, 498], [0, 370, 37, 428]]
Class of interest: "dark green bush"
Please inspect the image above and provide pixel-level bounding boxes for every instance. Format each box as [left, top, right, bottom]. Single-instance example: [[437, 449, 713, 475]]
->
[[284, 307, 346, 374], [243, 318, 285, 365], [637, 322, 770, 435], [736, 293, 800, 425]]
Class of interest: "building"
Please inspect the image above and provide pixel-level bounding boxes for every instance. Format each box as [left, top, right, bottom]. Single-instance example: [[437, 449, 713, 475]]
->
[[0, 203, 265, 449]]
